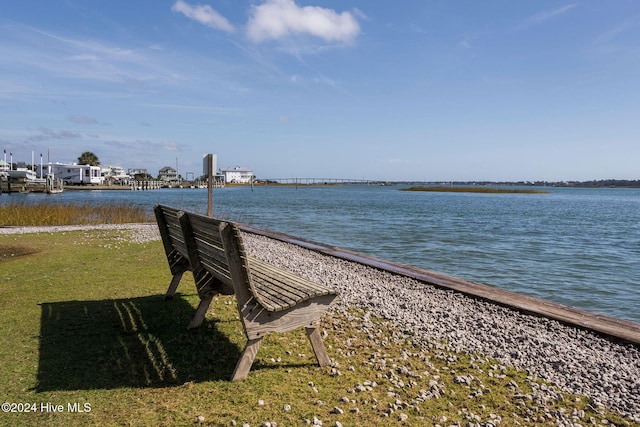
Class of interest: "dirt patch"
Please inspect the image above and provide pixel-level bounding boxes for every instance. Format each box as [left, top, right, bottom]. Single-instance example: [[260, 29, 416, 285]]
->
[[0, 244, 40, 261]]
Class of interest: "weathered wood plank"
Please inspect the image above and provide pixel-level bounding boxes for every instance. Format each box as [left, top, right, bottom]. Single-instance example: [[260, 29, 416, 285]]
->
[[154, 205, 191, 299], [306, 327, 331, 366], [232, 338, 263, 381]]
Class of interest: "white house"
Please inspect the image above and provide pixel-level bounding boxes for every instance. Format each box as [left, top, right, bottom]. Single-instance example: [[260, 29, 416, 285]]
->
[[219, 166, 254, 184], [128, 168, 149, 177], [101, 166, 131, 184]]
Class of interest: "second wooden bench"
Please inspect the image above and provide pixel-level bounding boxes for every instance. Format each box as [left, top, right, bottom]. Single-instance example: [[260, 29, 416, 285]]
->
[[155, 205, 340, 380]]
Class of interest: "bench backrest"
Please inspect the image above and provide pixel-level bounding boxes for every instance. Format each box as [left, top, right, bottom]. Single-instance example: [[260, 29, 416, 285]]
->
[[154, 204, 191, 273], [177, 211, 256, 308], [177, 211, 237, 289]]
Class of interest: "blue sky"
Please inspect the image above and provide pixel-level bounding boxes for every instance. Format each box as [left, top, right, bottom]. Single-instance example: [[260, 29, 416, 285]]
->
[[1, 1, 638, 181]]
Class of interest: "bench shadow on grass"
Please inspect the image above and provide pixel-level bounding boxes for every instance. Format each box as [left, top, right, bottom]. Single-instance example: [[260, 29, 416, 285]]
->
[[36, 295, 241, 391]]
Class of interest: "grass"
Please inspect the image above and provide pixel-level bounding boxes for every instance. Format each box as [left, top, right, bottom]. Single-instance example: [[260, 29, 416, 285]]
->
[[401, 186, 549, 194], [0, 201, 153, 226], [0, 228, 635, 426]]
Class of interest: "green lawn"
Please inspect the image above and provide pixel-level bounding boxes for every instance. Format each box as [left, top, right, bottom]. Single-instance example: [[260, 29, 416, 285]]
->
[[0, 229, 632, 426]]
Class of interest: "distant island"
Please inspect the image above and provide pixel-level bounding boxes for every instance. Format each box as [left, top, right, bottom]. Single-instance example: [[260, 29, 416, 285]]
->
[[400, 186, 549, 194]]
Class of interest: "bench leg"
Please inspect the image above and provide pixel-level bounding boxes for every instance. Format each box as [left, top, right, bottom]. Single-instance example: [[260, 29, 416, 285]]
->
[[232, 338, 263, 381], [188, 294, 213, 329], [164, 272, 184, 300], [306, 327, 331, 367]]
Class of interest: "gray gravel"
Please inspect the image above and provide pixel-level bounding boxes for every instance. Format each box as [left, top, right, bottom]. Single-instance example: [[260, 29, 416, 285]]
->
[[0, 223, 161, 242], [241, 232, 640, 422], [4, 223, 639, 421]]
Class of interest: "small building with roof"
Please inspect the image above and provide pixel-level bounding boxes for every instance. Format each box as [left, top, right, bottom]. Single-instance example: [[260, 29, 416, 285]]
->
[[219, 166, 254, 184], [158, 166, 178, 183]]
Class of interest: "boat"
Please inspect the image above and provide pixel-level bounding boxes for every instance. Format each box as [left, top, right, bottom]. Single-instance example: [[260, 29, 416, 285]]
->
[[1, 168, 64, 194], [46, 186, 64, 194], [7, 168, 38, 182]]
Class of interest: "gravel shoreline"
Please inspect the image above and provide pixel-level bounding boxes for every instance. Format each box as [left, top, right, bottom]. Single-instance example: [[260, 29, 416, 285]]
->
[[4, 223, 639, 421], [242, 232, 640, 422]]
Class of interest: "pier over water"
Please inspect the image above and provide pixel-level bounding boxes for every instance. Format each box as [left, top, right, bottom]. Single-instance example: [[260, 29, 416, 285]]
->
[[261, 178, 373, 185]]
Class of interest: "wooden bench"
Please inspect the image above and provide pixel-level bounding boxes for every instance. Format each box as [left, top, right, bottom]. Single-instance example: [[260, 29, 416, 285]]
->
[[154, 204, 235, 330], [155, 205, 340, 380]]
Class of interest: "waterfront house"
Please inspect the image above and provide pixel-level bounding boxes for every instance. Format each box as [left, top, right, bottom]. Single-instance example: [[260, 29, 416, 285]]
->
[[128, 168, 148, 176], [101, 166, 131, 185], [219, 166, 254, 184], [158, 166, 178, 183]]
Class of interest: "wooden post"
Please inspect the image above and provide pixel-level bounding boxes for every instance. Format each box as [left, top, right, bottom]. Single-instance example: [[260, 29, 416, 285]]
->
[[203, 154, 214, 217]]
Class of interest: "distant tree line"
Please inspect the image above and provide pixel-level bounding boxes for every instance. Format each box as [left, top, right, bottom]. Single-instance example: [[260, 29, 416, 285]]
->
[[497, 180, 640, 188], [406, 180, 640, 188], [553, 179, 640, 188]]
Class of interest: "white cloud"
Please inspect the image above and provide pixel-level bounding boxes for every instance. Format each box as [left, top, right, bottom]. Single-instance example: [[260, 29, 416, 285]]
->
[[171, 0, 235, 33], [596, 18, 640, 44], [27, 127, 82, 142], [246, 0, 360, 44], [68, 115, 99, 124], [520, 3, 577, 28]]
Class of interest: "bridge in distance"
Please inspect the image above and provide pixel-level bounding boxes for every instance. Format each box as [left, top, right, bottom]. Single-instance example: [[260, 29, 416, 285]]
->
[[259, 178, 376, 185]]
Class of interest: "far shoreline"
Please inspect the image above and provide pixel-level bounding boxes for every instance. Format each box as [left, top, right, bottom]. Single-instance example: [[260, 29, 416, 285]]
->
[[400, 186, 549, 194]]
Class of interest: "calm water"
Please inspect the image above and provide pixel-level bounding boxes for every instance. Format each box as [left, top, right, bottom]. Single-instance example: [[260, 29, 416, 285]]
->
[[5, 185, 640, 322]]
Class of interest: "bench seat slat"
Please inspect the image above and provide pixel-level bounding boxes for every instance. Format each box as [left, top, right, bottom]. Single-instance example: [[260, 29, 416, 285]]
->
[[250, 274, 307, 311], [250, 265, 316, 300], [247, 257, 334, 312], [249, 260, 330, 298], [249, 258, 333, 295]]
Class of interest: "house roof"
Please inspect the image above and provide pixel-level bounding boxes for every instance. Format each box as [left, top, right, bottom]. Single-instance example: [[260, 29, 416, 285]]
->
[[220, 166, 252, 173]]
